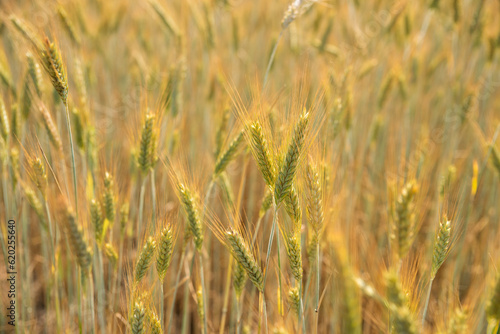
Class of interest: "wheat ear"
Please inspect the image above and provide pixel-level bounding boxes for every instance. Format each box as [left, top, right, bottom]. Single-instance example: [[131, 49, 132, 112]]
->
[[40, 37, 68, 105], [214, 129, 244, 176], [0, 97, 10, 141], [130, 301, 146, 334], [247, 121, 275, 187], [147, 308, 162, 334], [137, 113, 157, 173], [393, 180, 418, 260], [178, 183, 204, 250], [274, 111, 309, 203], [134, 237, 156, 283], [64, 208, 92, 273], [226, 229, 264, 292], [156, 225, 174, 282], [103, 172, 116, 223]]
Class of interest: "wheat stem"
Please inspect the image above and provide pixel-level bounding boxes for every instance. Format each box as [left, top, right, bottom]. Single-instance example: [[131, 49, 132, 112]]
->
[[421, 277, 433, 328], [167, 249, 187, 334], [137, 176, 147, 241], [263, 31, 283, 89], [64, 103, 79, 218], [199, 253, 208, 334], [43, 200, 61, 331]]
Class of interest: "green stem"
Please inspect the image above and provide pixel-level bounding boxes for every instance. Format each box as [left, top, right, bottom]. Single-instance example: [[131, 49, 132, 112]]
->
[[421, 277, 434, 328], [88, 271, 96, 334], [199, 252, 208, 334], [77, 267, 83, 334], [63, 103, 78, 218], [315, 243, 320, 332], [167, 249, 187, 334], [137, 176, 147, 240], [160, 283, 164, 329], [263, 195, 279, 290], [219, 258, 233, 334], [263, 30, 284, 89], [299, 281, 305, 334], [44, 199, 61, 332], [274, 202, 283, 316], [151, 169, 156, 229]]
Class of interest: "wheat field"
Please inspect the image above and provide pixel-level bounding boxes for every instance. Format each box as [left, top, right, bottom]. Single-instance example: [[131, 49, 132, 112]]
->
[[0, 0, 500, 333]]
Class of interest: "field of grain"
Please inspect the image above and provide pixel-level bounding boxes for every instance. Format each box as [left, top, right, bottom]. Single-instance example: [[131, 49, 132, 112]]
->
[[1, 0, 500, 333]]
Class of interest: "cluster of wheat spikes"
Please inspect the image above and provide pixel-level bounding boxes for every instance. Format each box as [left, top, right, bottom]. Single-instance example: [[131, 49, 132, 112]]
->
[[2, 0, 500, 333]]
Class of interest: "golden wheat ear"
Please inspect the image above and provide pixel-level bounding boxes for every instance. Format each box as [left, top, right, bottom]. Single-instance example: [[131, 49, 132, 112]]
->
[[39, 37, 69, 106]]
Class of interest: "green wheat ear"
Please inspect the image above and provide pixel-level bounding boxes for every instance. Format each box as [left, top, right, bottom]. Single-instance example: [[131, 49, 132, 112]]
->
[[284, 185, 302, 228], [288, 287, 300, 316], [431, 216, 451, 279], [447, 308, 467, 334], [392, 307, 417, 334], [0, 97, 10, 141], [90, 198, 104, 243], [393, 180, 418, 259], [259, 190, 273, 218], [147, 308, 162, 334], [39, 103, 63, 151], [285, 232, 302, 281], [23, 186, 46, 229], [487, 273, 500, 321], [214, 129, 244, 176], [490, 145, 500, 178], [247, 120, 275, 187], [31, 158, 47, 197], [103, 172, 116, 223], [134, 237, 156, 283], [226, 229, 263, 292], [305, 160, 323, 245], [385, 270, 406, 308], [156, 225, 174, 282], [120, 202, 130, 236], [103, 243, 118, 266], [130, 301, 146, 334], [65, 208, 92, 274], [178, 183, 204, 251], [138, 113, 157, 173], [274, 111, 309, 204], [233, 260, 247, 298]]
